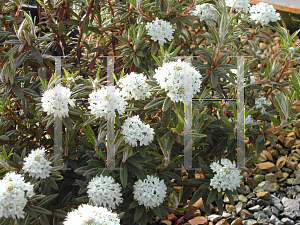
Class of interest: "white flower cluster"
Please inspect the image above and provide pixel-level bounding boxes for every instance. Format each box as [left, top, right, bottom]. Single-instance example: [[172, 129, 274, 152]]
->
[[22, 147, 53, 179], [133, 175, 167, 209], [88, 87, 127, 118], [118, 72, 151, 101], [121, 115, 154, 147], [41, 86, 75, 118], [225, 0, 250, 12], [145, 18, 175, 45], [255, 96, 271, 109], [153, 59, 202, 103], [64, 204, 120, 225], [245, 115, 254, 124], [210, 158, 242, 192], [0, 172, 34, 219], [249, 2, 281, 26], [87, 175, 123, 209], [192, 3, 218, 26]]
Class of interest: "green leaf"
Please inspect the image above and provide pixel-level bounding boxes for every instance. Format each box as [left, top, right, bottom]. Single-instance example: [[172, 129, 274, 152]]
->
[[30, 46, 43, 63], [12, 84, 25, 101], [38, 193, 59, 207], [189, 186, 206, 206], [16, 51, 30, 68], [144, 97, 165, 110], [162, 96, 172, 111], [152, 207, 162, 218], [225, 190, 235, 205], [206, 189, 217, 205], [129, 201, 139, 209], [0, 135, 10, 141], [120, 163, 128, 188], [256, 134, 265, 155], [39, 214, 49, 225], [134, 206, 144, 222], [31, 206, 52, 215], [24, 205, 37, 218]]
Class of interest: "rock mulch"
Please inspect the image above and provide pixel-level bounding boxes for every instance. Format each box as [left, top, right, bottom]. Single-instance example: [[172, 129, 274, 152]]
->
[[153, 119, 300, 225]]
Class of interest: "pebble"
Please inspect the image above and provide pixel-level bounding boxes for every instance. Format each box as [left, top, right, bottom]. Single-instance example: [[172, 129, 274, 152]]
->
[[271, 206, 280, 217], [281, 197, 300, 212], [208, 214, 222, 222], [242, 219, 258, 225], [258, 181, 280, 192], [265, 173, 277, 183], [248, 205, 261, 212], [235, 202, 243, 215], [240, 209, 251, 220], [285, 187, 298, 196], [256, 192, 272, 200], [263, 206, 273, 217], [281, 217, 295, 225], [257, 199, 271, 207], [231, 218, 242, 225], [269, 215, 284, 225], [188, 216, 208, 225], [216, 219, 230, 225], [280, 211, 297, 220], [253, 174, 264, 183]]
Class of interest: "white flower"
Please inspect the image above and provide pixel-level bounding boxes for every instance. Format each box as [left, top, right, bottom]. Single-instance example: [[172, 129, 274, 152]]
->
[[121, 115, 154, 147], [41, 86, 75, 118], [153, 59, 202, 103], [255, 96, 271, 109], [210, 158, 242, 192], [133, 175, 167, 209], [249, 2, 280, 26], [0, 172, 34, 219], [245, 115, 254, 124], [225, 0, 250, 12], [250, 75, 255, 84], [22, 147, 52, 179], [145, 18, 175, 45], [118, 72, 151, 100], [88, 87, 127, 119], [64, 204, 120, 225], [87, 175, 123, 209], [192, 3, 218, 26], [289, 47, 295, 54]]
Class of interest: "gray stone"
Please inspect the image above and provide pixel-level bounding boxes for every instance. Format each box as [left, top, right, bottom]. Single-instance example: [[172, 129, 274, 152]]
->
[[294, 185, 300, 192], [259, 181, 280, 192], [242, 219, 258, 225], [254, 211, 266, 219], [285, 187, 298, 196], [258, 199, 271, 207], [253, 186, 265, 193], [280, 212, 297, 220], [294, 210, 300, 218], [272, 206, 280, 217], [257, 213, 269, 224], [263, 206, 273, 217], [281, 197, 300, 212], [249, 205, 261, 212], [269, 215, 279, 223], [274, 203, 284, 211], [296, 194, 300, 202], [247, 200, 257, 208], [235, 202, 243, 215], [281, 217, 295, 225]]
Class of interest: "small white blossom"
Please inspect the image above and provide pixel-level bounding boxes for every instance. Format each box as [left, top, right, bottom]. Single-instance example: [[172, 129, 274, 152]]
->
[[255, 96, 271, 109], [121, 115, 154, 147], [192, 3, 218, 26], [145, 18, 175, 45], [250, 75, 255, 84], [0, 172, 34, 219], [41, 86, 75, 118], [87, 175, 123, 209], [88, 87, 127, 119], [133, 175, 167, 209], [225, 0, 250, 12], [249, 2, 281, 26], [210, 158, 242, 192], [245, 115, 254, 124], [64, 204, 120, 225], [118, 72, 151, 100], [153, 59, 202, 103], [22, 147, 52, 179], [289, 47, 295, 54], [261, 108, 267, 115]]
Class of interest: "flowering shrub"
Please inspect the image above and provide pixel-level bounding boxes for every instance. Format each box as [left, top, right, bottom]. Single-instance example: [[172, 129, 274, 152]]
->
[[0, 0, 300, 224]]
